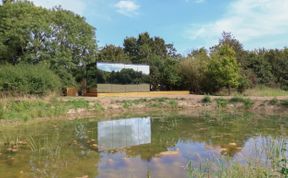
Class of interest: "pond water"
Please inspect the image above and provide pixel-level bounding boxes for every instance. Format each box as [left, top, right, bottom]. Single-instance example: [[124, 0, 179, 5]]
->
[[0, 112, 287, 178]]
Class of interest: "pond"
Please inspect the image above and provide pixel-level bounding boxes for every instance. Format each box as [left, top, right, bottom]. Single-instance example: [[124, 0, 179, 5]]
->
[[0, 112, 287, 178]]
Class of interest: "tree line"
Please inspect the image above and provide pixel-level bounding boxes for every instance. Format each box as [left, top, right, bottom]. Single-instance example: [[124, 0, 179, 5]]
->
[[0, 1, 288, 95]]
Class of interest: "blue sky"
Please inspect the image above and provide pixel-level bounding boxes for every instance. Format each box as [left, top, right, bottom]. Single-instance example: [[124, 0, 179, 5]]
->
[[31, 0, 288, 54]]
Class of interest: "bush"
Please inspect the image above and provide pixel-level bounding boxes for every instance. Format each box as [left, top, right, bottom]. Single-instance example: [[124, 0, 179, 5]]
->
[[269, 98, 279, 105], [215, 98, 228, 108], [230, 96, 254, 109], [202, 95, 212, 103], [280, 100, 288, 107], [0, 64, 61, 95]]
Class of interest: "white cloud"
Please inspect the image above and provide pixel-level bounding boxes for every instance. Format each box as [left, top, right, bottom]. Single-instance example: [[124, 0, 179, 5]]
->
[[31, 0, 86, 15], [114, 0, 140, 16], [186, 0, 288, 48]]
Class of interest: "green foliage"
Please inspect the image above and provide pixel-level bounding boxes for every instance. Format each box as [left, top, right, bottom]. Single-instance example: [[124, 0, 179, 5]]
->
[[180, 48, 210, 93], [230, 96, 254, 109], [0, 98, 100, 120], [123, 32, 183, 90], [0, 64, 61, 95], [280, 100, 288, 107], [108, 69, 149, 84], [0, 1, 97, 87], [269, 98, 279, 105], [215, 98, 228, 108], [208, 45, 241, 94], [244, 86, 288, 97], [202, 95, 212, 103], [65, 99, 89, 109], [279, 143, 288, 177], [98, 45, 130, 63]]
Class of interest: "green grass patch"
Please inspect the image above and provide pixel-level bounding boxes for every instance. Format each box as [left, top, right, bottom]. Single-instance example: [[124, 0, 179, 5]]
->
[[65, 99, 90, 109], [0, 98, 95, 121], [244, 86, 288, 97]]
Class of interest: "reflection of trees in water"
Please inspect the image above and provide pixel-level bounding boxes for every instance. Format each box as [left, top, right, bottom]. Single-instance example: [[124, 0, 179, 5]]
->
[[97, 69, 150, 84], [125, 114, 288, 160]]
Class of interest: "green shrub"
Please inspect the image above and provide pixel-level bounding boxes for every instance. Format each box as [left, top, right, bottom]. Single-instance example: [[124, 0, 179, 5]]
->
[[0, 64, 61, 95], [230, 96, 253, 109], [215, 98, 228, 108], [230, 96, 246, 103], [202, 95, 212, 103], [269, 98, 279, 105], [280, 100, 288, 107]]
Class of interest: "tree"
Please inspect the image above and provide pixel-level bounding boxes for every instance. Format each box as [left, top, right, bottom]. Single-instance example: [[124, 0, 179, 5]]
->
[[208, 45, 241, 95], [98, 45, 130, 63], [181, 48, 210, 93], [210, 32, 246, 63], [0, 1, 97, 87], [123, 32, 182, 90]]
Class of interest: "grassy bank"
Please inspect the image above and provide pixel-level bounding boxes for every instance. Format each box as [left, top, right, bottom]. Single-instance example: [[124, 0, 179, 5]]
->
[[1, 95, 288, 122], [0, 97, 102, 121], [243, 86, 288, 97]]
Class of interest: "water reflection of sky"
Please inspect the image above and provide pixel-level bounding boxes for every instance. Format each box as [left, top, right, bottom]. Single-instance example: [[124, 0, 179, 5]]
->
[[98, 117, 151, 150], [97, 62, 150, 75]]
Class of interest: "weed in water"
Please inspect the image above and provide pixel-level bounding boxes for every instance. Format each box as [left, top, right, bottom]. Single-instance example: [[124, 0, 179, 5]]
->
[[279, 142, 288, 177]]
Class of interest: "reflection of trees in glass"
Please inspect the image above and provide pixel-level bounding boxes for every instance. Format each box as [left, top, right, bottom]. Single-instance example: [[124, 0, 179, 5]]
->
[[97, 69, 150, 84]]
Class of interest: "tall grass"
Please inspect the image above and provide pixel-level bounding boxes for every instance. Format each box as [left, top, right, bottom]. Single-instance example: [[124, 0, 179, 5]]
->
[[0, 98, 99, 121], [244, 86, 288, 97]]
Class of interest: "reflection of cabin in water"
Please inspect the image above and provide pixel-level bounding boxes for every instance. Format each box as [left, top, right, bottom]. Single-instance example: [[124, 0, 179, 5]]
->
[[85, 62, 150, 95], [98, 117, 151, 150]]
